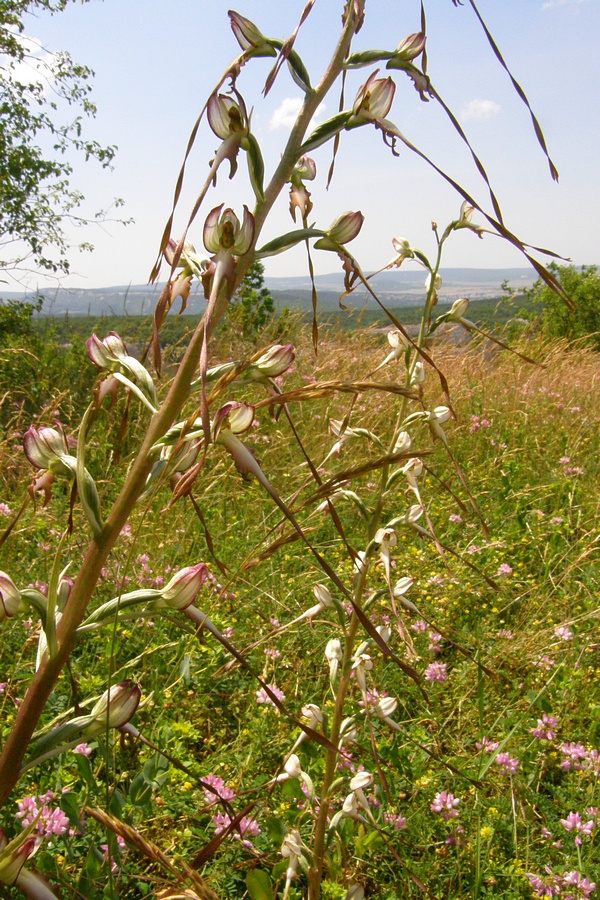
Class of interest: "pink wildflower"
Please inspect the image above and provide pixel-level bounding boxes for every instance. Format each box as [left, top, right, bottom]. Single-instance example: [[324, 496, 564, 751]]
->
[[495, 752, 519, 774], [431, 791, 460, 821], [531, 714, 558, 741], [255, 684, 285, 705], [424, 662, 448, 683]]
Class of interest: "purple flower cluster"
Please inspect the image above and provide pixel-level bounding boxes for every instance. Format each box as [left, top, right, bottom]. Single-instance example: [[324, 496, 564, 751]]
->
[[16, 791, 71, 838], [561, 742, 600, 775], [255, 684, 286, 705], [531, 713, 559, 741], [424, 662, 448, 683], [560, 811, 594, 846], [212, 811, 261, 849], [431, 791, 460, 821], [527, 867, 596, 899], [201, 774, 236, 806]]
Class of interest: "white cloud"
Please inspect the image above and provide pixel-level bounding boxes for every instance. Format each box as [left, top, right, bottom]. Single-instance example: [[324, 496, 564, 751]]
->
[[461, 99, 501, 122], [270, 97, 326, 131], [542, 0, 590, 8]]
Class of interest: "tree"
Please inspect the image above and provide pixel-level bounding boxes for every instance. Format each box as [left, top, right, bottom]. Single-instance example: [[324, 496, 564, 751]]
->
[[227, 260, 275, 334], [0, 1, 118, 278], [524, 263, 600, 350]]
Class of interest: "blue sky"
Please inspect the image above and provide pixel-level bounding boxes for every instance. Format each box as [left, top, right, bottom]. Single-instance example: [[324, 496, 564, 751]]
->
[[11, 0, 600, 289]]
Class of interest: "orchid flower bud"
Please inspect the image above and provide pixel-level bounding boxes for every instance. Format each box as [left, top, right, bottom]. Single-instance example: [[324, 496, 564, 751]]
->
[[326, 211, 364, 245], [325, 637, 342, 682], [249, 344, 295, 380], [88, 680, 141, 732], [23, 425, 71, 475], [203, 204, 255, 256], [376, 624, 392, 644], [313, 583, 333, 608], [228, 10, 277, 57], [0, 571, 22, 621], [350, 771, 374, 793], [284, 754, 303, 780], [159, 564, 208, 610], [393, 576, 414, 597], [344, 886, 365, 900], [449, 297, 470, 321], [410, 361, 426, 386], [0, 829, 38, 888], [86, 331, 128, 369], [325, 638, 342, 664], [394, 32, 426, 61], [425, 272, 442, 293], [212, 402, 255, 442], [393, 431, 412, 454], [342, 791, 359, 816], [207, 92, 248, 141], [352, 70, 396, 121]]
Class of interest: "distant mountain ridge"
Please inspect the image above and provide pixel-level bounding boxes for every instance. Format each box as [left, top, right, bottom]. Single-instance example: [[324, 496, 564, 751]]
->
[[1, 267, 539, 316]]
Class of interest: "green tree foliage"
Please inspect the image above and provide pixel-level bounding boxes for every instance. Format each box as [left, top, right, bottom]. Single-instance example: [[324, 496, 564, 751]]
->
[[525, 263, 600, 349], [226, 260, 275, 334], [0, 1, 118, 276]]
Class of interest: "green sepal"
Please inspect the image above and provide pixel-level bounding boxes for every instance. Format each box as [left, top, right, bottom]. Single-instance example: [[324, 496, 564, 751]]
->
[[345, 49, 395, 68], [256, 227, 324, 259], [298, 111, 351, 155], [287, 49, 312, 93], [245, 132, 265, 201]]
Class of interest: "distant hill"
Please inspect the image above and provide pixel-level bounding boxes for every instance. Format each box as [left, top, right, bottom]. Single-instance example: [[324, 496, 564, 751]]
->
[[0, 268, 539, 317]]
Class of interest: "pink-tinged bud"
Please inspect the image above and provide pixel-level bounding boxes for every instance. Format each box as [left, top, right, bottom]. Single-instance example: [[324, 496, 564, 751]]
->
[[352, 70, 395, 121], [203, 205, 255, 256], [228, 10, 277, 57], [0, 571, 21, 621], [207, 92, 248, 141], [90, 680, 141, 730], [449, 298, 470, 320], [0, 830, 37, 886], [23, 425, 70, 471], [326, 211, 364, 245], [86, 332, 128, 370], [57, 576, 74, 609], [213, 402, 255, 440], [250, 344, 295, 379], [395, 32, 426, 62], [160, 563, 208, 610]]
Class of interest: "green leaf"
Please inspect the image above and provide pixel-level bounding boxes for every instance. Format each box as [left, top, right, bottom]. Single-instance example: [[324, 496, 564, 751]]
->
[[128, 771, 153, 808], [246, 869, 274, 900]]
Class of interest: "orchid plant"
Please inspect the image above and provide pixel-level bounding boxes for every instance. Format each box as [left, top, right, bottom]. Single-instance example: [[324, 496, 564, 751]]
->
[[0, 2, 570, 898]]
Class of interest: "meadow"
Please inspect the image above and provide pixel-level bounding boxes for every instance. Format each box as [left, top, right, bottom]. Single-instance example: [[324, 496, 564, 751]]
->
[[0, 312, 599, 899]]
